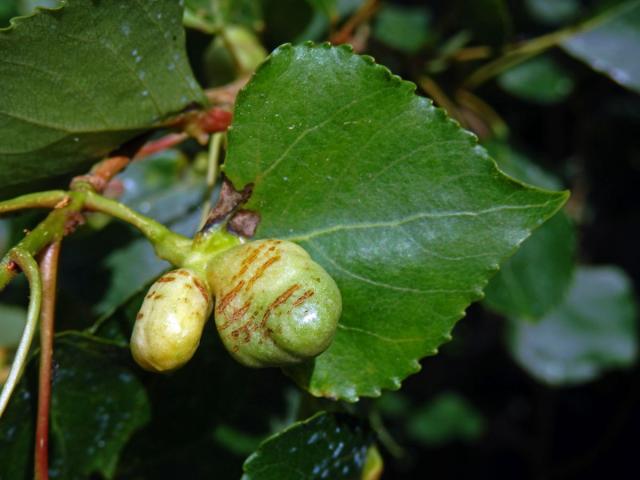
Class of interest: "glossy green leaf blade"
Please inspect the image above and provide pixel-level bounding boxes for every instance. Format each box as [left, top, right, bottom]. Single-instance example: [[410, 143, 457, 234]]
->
[[0, 0, 205, 191], [562, 0, 640, 94], [223, 43, 568, 401], [507, 266, 638, 386], [243, 412, 374, 480], [0, 332, 150, 480]]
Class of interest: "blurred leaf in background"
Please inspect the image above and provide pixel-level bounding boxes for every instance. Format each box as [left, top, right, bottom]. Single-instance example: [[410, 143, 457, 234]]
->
[[373, 3, 431, 54], [562, 0, 640, 94], [525, 0, 580, 26], [406, 392, 486, 447], [507, 266, 638, 386], [498, 55, 575, 105]]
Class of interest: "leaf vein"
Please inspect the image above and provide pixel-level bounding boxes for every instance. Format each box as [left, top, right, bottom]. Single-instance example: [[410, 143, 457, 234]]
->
[[256, 87, 392, 181], [337, 324, 423, 344], [311, 243, 475, 295], [287, 201, 557, 242]]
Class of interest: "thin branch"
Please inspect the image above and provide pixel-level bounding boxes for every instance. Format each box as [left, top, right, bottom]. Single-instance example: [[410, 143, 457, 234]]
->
[[417, 76, 464, 125], [70, 156, 130, 193], [1, 187, 192, 295], [34, 242, 61, 480], [0, 249, 42, 418], [0, 193, 84, 293], [198, 132, 225, 230], [83, 192, 192, 266], [452, 45, 492, 62], [0, 191, 68, 215], [455, 89, 508, 139], [134, 132, 189, 160], [463, 4, 627, 89]]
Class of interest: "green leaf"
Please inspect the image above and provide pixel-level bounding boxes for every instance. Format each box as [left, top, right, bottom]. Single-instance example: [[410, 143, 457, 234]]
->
[[223, 43, 568, 401], [373, 3, 430, 54], [562, 1, 640, 94], [498, 55, 575, 104], [0, 375, 33, 479], [507, 266, 639, 386], [406, 392, 486, 447], [0, 0, 205, 192], [243, 412, 374, 480], [99, 316, 293, 477], [0, 332, 150, 480], [483, 142, 576, 320]]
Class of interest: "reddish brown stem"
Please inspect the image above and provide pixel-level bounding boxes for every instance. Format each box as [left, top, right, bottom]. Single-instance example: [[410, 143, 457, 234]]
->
[[34, 241, 61, 480], [71, 155, 130, 193], [134, 132, 189, 160]]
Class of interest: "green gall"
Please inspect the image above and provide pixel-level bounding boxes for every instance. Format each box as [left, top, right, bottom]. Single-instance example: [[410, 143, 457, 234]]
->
[[208, 239, 342, 367], [131, 268, 213, 372]]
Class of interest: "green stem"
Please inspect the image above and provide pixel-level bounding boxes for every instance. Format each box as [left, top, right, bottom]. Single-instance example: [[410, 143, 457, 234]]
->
[[0, 191, 67, 215], [0, 192, 84, 292], [198, 131, 225, 230], [368, 409, 405, 459], [84, 192, 192, 266], [1, 189, 194, 291], [0, 249, 42, 418]]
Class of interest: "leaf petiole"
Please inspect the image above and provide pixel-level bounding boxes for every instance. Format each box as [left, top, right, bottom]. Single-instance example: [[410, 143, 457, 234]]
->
[[198, 131, 225, 230], [83, 192, 193, 266], [0, 191, 68, 215], [0, 249, 42, 418]]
